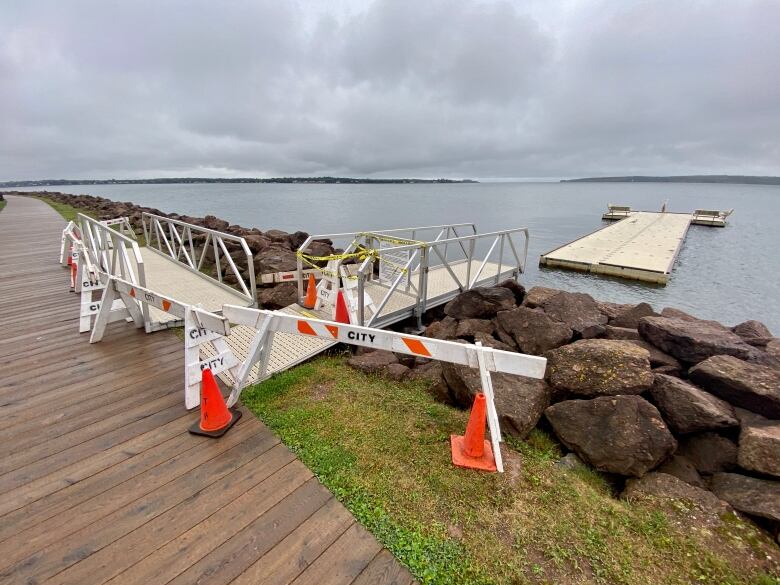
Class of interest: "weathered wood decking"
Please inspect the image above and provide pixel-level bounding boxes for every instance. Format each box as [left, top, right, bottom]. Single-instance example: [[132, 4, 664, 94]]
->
[[0, 196, 414, 585]]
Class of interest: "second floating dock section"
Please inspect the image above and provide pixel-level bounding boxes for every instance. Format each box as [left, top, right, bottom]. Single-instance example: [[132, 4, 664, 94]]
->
[[539, 212, 694, 284]]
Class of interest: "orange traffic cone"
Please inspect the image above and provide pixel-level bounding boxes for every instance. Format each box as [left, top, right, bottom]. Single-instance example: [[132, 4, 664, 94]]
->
[[450, 393, 497, 472], [189, 368, 242, 437], [303, 273, 317, 309], [335, 290, 350, 324]]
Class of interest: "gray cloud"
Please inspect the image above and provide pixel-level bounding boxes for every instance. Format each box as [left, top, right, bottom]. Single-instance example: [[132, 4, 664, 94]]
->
[[1, 0, 778, 179]]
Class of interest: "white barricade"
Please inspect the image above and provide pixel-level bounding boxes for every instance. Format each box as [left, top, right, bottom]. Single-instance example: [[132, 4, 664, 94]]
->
[[220, 305, 548, 472], [90, 275, 239, 409]]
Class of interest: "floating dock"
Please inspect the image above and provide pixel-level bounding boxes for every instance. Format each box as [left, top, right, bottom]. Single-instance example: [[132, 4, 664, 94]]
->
[[540, 211, 695, 284]]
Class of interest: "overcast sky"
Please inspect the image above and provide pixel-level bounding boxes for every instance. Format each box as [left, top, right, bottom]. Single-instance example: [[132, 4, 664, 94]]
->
[[1, 0, 778, 180]]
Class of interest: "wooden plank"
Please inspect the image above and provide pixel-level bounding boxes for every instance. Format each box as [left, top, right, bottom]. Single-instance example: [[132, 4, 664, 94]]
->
[[353, 550, 416, 585], [290, 522, 382, 585], [230, 498, 355, 585], [165, 478, 332, 585]]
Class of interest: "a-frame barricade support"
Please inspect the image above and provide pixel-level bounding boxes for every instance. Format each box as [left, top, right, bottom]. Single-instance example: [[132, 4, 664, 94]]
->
[[220, 305, 548, 472]]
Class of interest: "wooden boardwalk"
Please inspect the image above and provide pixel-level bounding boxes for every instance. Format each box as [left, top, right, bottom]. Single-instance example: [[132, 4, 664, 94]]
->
[[0, 195, 414, 585]]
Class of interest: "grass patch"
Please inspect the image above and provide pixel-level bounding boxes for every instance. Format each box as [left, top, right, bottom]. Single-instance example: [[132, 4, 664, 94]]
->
[[0, 199, 6, 213], [242, 355, 779, 585]]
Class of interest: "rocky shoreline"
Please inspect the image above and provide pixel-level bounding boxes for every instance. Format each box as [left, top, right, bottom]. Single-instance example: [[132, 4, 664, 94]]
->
[[11, 190, 780, 547], [348, 284, 780, 546]]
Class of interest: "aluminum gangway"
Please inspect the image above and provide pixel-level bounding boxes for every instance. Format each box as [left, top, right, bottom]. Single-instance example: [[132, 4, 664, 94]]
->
[[72, 212, 257, 331], [206, 223, 530, 388]]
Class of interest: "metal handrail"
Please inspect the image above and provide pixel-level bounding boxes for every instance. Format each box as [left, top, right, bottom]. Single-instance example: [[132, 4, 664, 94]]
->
[[296, 224, 529, 328], [140, 212, 257, 306], [77, 213, 145, 287]]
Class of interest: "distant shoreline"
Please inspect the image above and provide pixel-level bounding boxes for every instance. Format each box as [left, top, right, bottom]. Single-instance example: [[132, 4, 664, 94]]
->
[[561, 175, 780, 186], [0, 177, 478, 188]]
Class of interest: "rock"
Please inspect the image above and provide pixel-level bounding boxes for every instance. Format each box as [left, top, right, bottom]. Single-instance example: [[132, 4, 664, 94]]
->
[[203, 215, 229, 232], [611, 302, 658, 329], [473, 332, 515, 353], [455, 318, 495, 339], [522, 286, 562, 308], [496, 279, 526, 304], [638, 316, 758, 363], [578, 324, 606, 339], [441, 363, 552, 439], [648, 374, 738, 434], [539, 291, 608, 335], [677, 432, 738, 474], [254, 247, 299, 274], [653, 365, 683, 377], [265, 229, 292, 246], [732, 320, 773, 340], [243, 234, 271, 254], [660, 307, 701, 321], [424, 317, 458, 340], [346, 350, 399, 375], [710, 473, 780, 521], [605, 325, 641, 340], [257, 283, 298, 310], [688, 355, 780, 418], [443, 287, 516, 320], [544, 396, 677, 477], [767, 339, 780, 362], [289, 231, 310, 249], [385, 363, 410, 381], [545, 339, 653, 396], [622, 472, 730, 513], [597, 301, 634, 321], [303, 240, 334, 258], [657, 454, 706, 488], [494, 307, 572, 355], [625, 340, 682, 370], [555, 453, 586, 472], [737, 413, 780, 477], [407, 362, 450, 403], [743, 336, 775, 348]]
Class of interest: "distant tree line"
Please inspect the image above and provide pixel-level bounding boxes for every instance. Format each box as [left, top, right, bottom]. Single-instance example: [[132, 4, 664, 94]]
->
[[0, 177, 478, 188], [561, 175, 780, 185]]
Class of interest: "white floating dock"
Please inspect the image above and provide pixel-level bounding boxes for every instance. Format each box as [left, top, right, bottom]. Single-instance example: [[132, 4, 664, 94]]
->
[[540, 212, 694, 284]]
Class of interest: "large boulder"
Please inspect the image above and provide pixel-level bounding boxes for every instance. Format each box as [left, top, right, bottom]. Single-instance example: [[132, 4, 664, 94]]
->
[[257, 283, 298, 310], [424, 317, 458, 340], [648, 374, 738, 434], [710, 473, 780, 521], [545, 339, 653, 396], [597, 301, 635, 322], [544, 395, 677, 477], [657, 454, 706, 488], [494, 307, 572, 355], [407, 362, 450, 403], [202, 215, 230, 232], [455, 318, 495, 339], [732, 320, 773, 340], [611, 302, 658, 329], [522, 286, 563, 308], [346, 350, 399, 375], [688, 355, 780, 418], [496, 279, 526, 304], [254, 247, 299, 274], [441, 363, 551, 439], [539, 291, 608, 336], [638, 316, 757, 364], [622, 472, 730, 514], [605, 326, 641, 341], [676, 432, 738, 474], [443, 287, 516, 320], [737, 412, 780, 477], [625, 340, 682, 370]]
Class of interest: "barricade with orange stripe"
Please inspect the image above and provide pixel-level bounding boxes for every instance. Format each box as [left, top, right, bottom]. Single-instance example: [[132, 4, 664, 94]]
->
[[220, 304, 548, 472], [89, 275, 238, 409]]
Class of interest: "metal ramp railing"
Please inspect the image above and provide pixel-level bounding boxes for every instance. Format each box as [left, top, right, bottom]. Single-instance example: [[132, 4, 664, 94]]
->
[[296, 223, 529, 328]]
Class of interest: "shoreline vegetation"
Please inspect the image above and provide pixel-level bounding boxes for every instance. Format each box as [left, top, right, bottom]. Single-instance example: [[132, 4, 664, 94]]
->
[[0, 177, 478, 189], [11, 190, 780, 584], [562, 175, 780, 185]]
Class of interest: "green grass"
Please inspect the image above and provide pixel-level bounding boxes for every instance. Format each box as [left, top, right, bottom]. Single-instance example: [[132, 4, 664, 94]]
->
[[0, 199, 6, 213], [242, 355, 779, 585]]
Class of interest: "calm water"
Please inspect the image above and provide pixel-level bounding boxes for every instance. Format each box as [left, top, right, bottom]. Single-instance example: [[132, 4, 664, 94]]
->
[[18, 182, 780, 332]]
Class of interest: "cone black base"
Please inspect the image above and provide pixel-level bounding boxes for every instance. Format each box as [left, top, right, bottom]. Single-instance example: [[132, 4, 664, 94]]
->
[[189, 408, 242, 438]]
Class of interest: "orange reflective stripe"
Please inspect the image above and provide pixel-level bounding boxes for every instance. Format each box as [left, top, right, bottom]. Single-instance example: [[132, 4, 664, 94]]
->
[[325, 325, 339, 338], [162, 299, 171, 312], [297, 321, 317, 336], [129, 288, 136, 298], [402, 338, 431, 357]]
